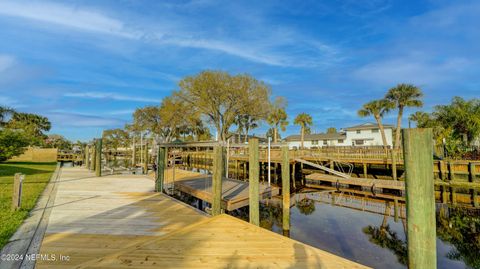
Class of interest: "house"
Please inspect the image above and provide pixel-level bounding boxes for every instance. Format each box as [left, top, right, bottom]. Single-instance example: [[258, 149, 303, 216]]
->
[[284, 133, 347, 149], [284, 123, 394, 149], [342, 123, 394, 147]]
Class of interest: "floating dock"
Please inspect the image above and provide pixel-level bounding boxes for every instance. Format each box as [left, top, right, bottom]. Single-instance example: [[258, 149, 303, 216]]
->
[[163, 168, 279, 211]]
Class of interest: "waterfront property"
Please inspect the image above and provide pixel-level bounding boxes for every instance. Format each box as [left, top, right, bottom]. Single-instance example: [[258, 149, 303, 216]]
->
[[5, 166, 367, 268], [285, 122, 394, 149]]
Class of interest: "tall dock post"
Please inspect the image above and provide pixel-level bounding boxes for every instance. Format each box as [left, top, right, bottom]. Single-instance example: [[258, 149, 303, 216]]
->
[[212, 145, 224, 216], [95, 138, 102, 177], [85, 145, 90, 170], [143, 141, 148, 174], [249, 138, 259, 226], [402, 128, 436, 269], [391, 149, 398, 181], [132, 137, 136, 168], [156, 146, 166, 193], [281, 145, 290, 233], [91, 140, 96, 171]]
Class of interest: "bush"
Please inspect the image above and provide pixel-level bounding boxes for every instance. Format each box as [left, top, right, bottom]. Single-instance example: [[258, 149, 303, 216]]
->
[[0, 129, 29, 162]]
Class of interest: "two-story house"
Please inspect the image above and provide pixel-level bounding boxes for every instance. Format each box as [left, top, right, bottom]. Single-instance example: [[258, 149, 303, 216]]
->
[[284, 123, 394, 149]]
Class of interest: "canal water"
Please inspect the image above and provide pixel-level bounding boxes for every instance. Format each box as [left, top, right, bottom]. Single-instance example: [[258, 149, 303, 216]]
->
[[226, 189, 479, 269]]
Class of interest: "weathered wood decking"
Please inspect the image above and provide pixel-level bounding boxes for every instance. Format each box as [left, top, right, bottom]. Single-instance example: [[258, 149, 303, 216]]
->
[[306, 173, 405, 191], [162, 168, 279, 211], [31, 167, 368, 268]]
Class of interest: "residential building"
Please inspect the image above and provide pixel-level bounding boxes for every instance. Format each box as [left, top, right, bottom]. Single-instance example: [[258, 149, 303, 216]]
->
[[284, 123, 394, 149]]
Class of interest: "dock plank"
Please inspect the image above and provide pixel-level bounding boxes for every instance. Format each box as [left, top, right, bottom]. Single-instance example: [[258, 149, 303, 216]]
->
[[32, 167, 368, 269]]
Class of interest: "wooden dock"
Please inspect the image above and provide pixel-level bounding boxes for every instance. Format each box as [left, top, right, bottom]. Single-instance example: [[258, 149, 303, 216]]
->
[[306, 173, 405, 191], [162, 168, 279, 211], [26, 167, 368, 268]]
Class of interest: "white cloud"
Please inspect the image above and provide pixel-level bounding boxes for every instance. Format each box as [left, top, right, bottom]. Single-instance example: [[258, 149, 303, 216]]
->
[[63, 91, 159, 103], [0, 54, 15, 73], [0, 1, 339, 67], [46, 112, 125, 127], [353, 56, 471, 87], [0, 1, 138, 38]]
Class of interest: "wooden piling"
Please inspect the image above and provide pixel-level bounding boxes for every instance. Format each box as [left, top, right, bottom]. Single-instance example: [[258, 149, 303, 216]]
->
[[91, 140, 96, 171], [402, 128, 436, 269], [156, 147, 166, 193], [12, 173, 23, 210], [469, 163, 478, 207], [95, 138, 102, 177], [85, 145, 90, 170], [249, 138, 259, 226], [212, 145, 224, 216], [361, 163, 366, 178], [391, 149, 398, 181], [143, 141, 148, 174], [282, 146, 290, 232], [132, 138, 136, 168]]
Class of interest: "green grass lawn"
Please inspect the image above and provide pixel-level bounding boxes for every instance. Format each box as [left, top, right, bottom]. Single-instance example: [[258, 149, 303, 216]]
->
[[0, 162, 57, 249]]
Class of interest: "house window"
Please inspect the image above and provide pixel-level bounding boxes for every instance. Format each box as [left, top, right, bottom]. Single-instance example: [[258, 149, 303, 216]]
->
[[312, 140, 318, 145], [372, 128, 379, 133], [323, 140, 328, 145], [355, 140, 364, 145], [356, 130, 361, 134], [338, 139, 344, 143]]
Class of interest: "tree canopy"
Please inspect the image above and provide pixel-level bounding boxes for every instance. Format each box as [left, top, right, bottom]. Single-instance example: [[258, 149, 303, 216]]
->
[[177, 70, 271, 142]]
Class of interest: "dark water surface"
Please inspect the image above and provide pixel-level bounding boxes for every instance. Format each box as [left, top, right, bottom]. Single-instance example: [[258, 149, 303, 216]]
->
[[228, 190, 480, 269]]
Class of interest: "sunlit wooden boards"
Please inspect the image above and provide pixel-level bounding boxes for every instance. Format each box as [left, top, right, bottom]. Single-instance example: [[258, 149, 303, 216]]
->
[[35, 167, 368, 269]]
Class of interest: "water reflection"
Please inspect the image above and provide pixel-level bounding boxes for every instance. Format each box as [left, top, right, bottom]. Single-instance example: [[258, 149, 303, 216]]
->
[[229, 190, 479, 269]]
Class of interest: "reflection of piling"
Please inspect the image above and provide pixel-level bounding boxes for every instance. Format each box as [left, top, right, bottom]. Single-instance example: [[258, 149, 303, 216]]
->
[[95, 138, 102, 177], [402, 128, 436, 269], [282, 146, 290, 232], [249, 138, 259, 226]]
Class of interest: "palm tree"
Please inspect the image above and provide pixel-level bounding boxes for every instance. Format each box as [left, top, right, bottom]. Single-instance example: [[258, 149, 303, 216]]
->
[[294, 113, 313, 149], [358, 99, 393, 152], [385, 84, 423, 149], [267, 108, 288, 143], [235, 114, 259, 143], [408, 111, 431, 128]]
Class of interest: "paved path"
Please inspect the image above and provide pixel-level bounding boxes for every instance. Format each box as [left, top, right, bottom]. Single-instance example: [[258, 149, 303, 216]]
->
[[33, 167, 368, 268]]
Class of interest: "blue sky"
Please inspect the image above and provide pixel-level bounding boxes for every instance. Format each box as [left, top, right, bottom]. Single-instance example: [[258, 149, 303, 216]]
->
[[0, 0, 479, 141]]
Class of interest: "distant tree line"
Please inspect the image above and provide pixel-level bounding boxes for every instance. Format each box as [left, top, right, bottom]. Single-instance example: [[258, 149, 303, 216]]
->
[[0, 106, 73, 161], [409, 96, 480, 158]]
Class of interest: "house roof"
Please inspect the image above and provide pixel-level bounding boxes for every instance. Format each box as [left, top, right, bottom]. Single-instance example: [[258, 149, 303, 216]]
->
[[343, 122, 394, 131], [284, 133, 346, 142]]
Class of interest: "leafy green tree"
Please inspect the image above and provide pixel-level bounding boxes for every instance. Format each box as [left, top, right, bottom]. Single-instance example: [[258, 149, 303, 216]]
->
[[177, 70, 271, 142], [434, 97, 480, 144], [267, 97, 288, 143], [358, 99, 394, 151], [7, 112, 51, 145], [294, 113, 313, 149], [45, 134, 72, 150], [0, 129, 29, 161], [385, 84, 423, 149], [408, 111, 431, 128]]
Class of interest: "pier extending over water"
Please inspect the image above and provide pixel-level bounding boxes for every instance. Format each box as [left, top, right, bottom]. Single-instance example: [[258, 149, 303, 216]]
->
[[7, 166, 368, 268]]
